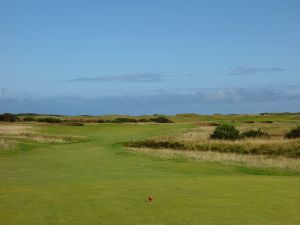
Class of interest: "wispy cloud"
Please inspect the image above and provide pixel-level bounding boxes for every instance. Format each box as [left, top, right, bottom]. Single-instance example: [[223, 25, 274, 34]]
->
[[228, 66, 284, 76], [0, 88, 6, 95], [68, 73, 163, 82], [1, 87, 299, 115], [67, 71, 207, 83], [16, 91, 39, 96], [185, 72, 203, 77]]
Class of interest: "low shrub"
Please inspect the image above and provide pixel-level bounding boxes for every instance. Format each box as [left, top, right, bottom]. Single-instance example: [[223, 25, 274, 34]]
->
[[38, 117, 62, 123], [210, 124, 240, 140], [285, 127, 300, 139], [0, 113, 19, 122], [260, 120, 273, 124], [149, 117, 174, 123], [97, 119, 106, 123], [23, 117, 36, 122], [125, 140, 185, 149], [241, 121, 255, 124], [111, 118, 138, 123], [241, 129, 269, 138]]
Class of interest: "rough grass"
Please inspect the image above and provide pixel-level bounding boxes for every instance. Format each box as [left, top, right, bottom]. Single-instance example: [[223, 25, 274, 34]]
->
[[1, 133, 85, 143], [0, 124, 33, 135], [129, 147, 300, 171], [128, 124, 300, 158], [126, 138, 300, 158]]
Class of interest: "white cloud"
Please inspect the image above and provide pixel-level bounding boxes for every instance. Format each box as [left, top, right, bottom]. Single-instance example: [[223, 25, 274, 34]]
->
[[228, 66, 284, 76]]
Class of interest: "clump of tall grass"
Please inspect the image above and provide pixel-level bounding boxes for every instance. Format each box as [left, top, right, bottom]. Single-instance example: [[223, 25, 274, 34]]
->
[[0, 139, 15, 150]]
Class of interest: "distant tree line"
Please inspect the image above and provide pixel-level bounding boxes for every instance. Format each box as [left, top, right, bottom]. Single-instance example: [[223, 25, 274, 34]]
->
[[0, 113, 174, 124]]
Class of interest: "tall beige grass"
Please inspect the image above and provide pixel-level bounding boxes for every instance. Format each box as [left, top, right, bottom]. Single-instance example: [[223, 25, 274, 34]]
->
[[0, 124, 33, 135], [0, 139, 15, 150], [130, 147, 300, 171], [0, 124, 83, 143]]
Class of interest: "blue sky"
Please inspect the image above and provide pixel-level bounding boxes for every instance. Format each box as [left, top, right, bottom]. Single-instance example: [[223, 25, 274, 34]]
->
[[0, 0, 299, 115]]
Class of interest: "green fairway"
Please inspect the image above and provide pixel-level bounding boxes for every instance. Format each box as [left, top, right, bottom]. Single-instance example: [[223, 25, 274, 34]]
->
[[0, 123, 299, 225]]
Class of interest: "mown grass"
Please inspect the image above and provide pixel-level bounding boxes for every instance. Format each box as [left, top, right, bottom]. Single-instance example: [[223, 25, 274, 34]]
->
[[0, 123, 300, 225]]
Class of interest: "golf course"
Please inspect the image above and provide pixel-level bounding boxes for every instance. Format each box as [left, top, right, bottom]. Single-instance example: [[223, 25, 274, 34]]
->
[[1, 121, 299, 225], [2, 1, 300, 224]]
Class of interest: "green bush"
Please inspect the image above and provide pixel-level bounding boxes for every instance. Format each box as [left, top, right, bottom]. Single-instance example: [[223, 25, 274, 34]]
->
[[285, 127, 300, 139], [0, 113, 19, 122], [210, 124, 240, 140], [241, 129, 269, 138], [149, 117, 174, 123], [38, 117, 62, 123]]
